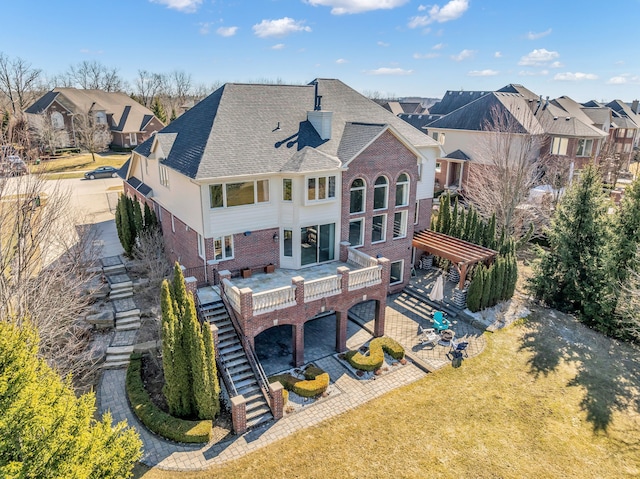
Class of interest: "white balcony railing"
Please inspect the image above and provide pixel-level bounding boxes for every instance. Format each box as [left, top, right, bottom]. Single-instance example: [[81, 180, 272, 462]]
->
[[304, 275, 342, 302], [348, 265, 382, 291], [348, 247, 379, 268], [253, 285, 296, 315], [222, 279, 242, 313]]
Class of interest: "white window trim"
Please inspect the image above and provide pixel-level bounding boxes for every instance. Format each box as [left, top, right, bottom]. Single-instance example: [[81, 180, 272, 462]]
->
[[197, 233, 205, 259], [414, 201, 420, 225], [159, 165, 170, 188], [390, 259, 404, 285], [372, 214, 387, 244], [349, 218, 365, 248], [214, 235, 234, 261], [550, 137, 568, 156], [576, 138, 593, 157], [282, 178, 292, 202], [373, 176, 388, 211], [395, 174, 410, 207], [350, 178, 366, 214], [171, 214, 175, 233], [435, 162, 442, 173], [393, 210, 408, 239], [305, 174, 337, 204], [209, 179, 271, 209]]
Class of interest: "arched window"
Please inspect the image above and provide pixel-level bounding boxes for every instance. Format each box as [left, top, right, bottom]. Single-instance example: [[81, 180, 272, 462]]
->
[[350, 178, 365, 214], [395, 173, 409, 207], [51, 111, 64, 129], [373, 176, 388, 210]]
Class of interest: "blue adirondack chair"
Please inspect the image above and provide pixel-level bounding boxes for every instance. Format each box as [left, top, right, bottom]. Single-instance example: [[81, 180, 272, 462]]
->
[[432, 311, 451, 332]]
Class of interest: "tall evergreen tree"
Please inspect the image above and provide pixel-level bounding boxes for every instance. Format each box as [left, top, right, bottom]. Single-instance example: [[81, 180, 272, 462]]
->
[[160, 280, 180, 415], [463, 204, 474, 241], [151, 96, 167, 123], [115, 195, 134, 256], [480, 262, 493, 310], [451, 197, 459, 237], [169, 107, 177, 122], [143, 202, 157, 231], [0, 322, 142, 478], [530, 166, 612, 332], [610, 178, 640, 291], [202, 321, 221, 418], [440, 193, 451, 235], [132, 199, 144, 235], [466, 265, 485, 312]]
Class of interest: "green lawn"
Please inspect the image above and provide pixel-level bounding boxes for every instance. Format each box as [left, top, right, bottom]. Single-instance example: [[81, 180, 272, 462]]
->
[[134, 305, 640, 479], [31, 151, 129, 179]]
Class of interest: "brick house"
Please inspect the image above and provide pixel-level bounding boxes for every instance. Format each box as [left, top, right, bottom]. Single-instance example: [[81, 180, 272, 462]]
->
[[25, 88, 165, 150], [121, 78, 442, 365]]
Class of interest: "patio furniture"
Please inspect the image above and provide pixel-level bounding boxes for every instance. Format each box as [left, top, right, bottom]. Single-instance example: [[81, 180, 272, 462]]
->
[[439, 329, 455, 346], [449, 339, 469, 358], [432, 311, 451, 332], [417, 326, 439, 347]]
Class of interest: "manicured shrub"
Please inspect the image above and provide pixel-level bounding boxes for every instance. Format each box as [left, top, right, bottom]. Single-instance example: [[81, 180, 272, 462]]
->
[[126, 355, 211, 444], [345, 336, 405, 371], [268, 365, 330, 399]]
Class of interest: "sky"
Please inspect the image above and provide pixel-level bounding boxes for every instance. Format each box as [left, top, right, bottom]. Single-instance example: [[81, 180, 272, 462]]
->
[[2, 0, 640, 103]]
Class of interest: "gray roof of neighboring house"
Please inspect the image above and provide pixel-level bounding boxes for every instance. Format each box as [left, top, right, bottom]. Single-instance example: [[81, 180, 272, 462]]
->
[[496, 84, 539, 100], [428, 90, 490, 115], [607, 100, 640, 126], [25, 88, 161, 133], [535, 103, 606, 137], [581, 107, 612, 127], [117, 158, 131, 179], [551, 96, 601, 128], [397, 113, 441, 132], [426, 92, 545, 135], [444, 149, 471, 161], [137, 79, 438, 181], [582, 100, 604, 108], [611, 115, 637, 129]]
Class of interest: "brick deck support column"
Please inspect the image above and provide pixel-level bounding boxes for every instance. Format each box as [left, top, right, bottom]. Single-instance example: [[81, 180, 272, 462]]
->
[[218, 270, 231, 294], [269, 381, 285, 420], [207, 260, 219, 285], [377, 257, 391, 290], [339, 241, 351, 263], [337, 266, 350, 294], [374, 298, 386, 337], [335, 310, 348, 353], [292, 276, 305, 305], [185, 276, 197, 295], [292, 323, 304, 367], [231, 395, 247, 435], [239, 287, 253, 321], [208, 323, 219, 358]]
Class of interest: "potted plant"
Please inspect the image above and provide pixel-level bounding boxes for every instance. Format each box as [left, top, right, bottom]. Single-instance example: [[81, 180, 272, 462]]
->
[[265, 263, 275, 273], [241, 267, 252, 278]]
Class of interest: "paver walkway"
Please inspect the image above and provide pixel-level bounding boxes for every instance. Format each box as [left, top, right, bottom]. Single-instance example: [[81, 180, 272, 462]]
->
[[97, 267, 489, 471]]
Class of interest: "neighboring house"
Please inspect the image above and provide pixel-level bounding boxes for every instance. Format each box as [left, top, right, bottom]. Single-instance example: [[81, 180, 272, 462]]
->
[[121, 78, 441, 365], [398, 85, 607, 194], [604, 100, 640, 163], [25, 88, 165, 150]]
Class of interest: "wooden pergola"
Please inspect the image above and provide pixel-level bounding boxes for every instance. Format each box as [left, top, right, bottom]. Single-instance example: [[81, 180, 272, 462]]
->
[[413, 229, 498, 289]]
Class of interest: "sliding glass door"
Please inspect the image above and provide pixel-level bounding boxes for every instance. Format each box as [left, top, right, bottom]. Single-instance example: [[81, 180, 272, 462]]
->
[[301, 223, 335, 266]]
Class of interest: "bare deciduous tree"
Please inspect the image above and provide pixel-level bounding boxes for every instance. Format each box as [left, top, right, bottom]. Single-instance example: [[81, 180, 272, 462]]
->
[[65, 60, 126, 92], [464, 101, 545, 239], [29, 112, 68, 156], [134, 70, 167, 107], [597, 136, 627, 187], [0, 174, 102, 388], [74, 109, 111, 161], [0, 52, 42, 114]]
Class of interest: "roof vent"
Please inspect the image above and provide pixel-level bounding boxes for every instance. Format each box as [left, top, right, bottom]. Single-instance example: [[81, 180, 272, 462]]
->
[[566, 116, 571, 121], [553, 116, 558, 120]]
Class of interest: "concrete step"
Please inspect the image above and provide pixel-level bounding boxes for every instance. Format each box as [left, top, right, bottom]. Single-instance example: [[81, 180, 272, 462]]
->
[[110, 291, 133, 300], [103, 265, 126, 274], [223, 349, 246, 363], [106, 345, 134, 355], [105, 352, 132, 363], [115, 309, 141, 319], [116, 322, 141, 331], [102, 360, 130, 369], [246, 403, 271, 419], [219, 341, 242, 355], [225, 356, 250, 370], [117, 315, 141, 326], [246, 411, 273, 428], [231, 369, 255, 383], [235, 377, 258, 391], [110, 280, 133, 290]]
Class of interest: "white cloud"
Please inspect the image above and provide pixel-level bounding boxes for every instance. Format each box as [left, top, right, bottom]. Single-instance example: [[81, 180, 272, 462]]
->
[[494, 51, 502, 58], [409, 0, 469, 28], [253, 18, 311, 38], [336, 58, 349, 64], [377, 41, 390, 47], [553, 72, 598, 81], [526, 28, 552, 40], [606, 74, 640, 85], [518, 69, 549, 76], [432, 43, 445, 50], [271, 43, 285, 50], [518, 48, 559, 66], [306, 0, 409, 15], [216, 26, 238, 37], [413, 52, 440, 59], [451, 49, 475, 61], [550, 61, 563, 68], [468, 69, 499, 77], [364, 67, 414, 76], [149, 0, 201, 13]]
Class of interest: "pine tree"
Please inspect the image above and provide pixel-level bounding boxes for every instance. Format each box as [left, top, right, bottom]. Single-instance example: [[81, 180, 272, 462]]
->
[[172, 262, 187, 318], [116, 195, 134, 256], [0, 321, 142, 478], [133, 199, 144, 236], [456, 206, 465, 240], [115, 194, 124, 249], [440, 193, 451, 235], [466, 265, 484, 312], [610, 178, 640, 291], [160, 280, 180, 415], [492, 258, 505, 304], [451, 197, 459, 237], [529, 166, 612, 332], [202, 321, 221, 418], [170, 107, 177, 122], [472, 210, 483, 244], [125, 196, 137, 244], [152, 96, 167, 124], [485, 213, 496, 249], [480, 262, 493, 310], [463, 204, 474, 241], [143, 202, 157, 231]]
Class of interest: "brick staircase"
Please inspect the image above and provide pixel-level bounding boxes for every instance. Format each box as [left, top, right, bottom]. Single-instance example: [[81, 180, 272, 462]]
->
[[198, 299, 273, 428]]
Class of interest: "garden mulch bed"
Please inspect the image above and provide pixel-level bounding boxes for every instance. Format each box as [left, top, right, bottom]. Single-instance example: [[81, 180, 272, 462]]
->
[[271, 366, 341, 416]]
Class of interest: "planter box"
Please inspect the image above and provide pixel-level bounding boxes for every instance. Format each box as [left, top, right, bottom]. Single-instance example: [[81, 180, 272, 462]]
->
[[265, 264, 275, 274], [241, 268, 252, 279]]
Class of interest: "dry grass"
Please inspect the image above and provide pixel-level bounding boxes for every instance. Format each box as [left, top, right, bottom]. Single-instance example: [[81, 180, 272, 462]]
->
[[134, 305, 640, 479], [31, 151, 129, 178]]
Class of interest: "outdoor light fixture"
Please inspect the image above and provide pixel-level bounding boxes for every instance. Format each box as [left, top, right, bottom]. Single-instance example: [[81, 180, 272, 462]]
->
[[273, 233, 279, 242]]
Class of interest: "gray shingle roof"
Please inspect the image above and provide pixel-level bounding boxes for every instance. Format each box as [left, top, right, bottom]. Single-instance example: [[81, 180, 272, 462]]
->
[[496, 84, 539, 101], [137, 79, 438, 180], [428, 90, 489, 115], [337, 122, 387, 163], [24, 91, 62, 114], [445, 149, 471, 161], [397, 113, 441, 132], [279, 146, 341, 173]]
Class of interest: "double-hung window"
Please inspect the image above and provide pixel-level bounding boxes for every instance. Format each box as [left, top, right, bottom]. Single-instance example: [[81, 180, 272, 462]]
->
[[576, 139, 593, 157], [350, 178, 366, 213], [307, 175, 336, 202], [393, 211, 407, 239], [349, 218, 364, 247], [550, 137, 568, 156], [395, 173, 409, 207], [209, 180, 270, 208], [213, 235, 233, 260], [372, 214, 386, 243], [373, 176, 388, 210]]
